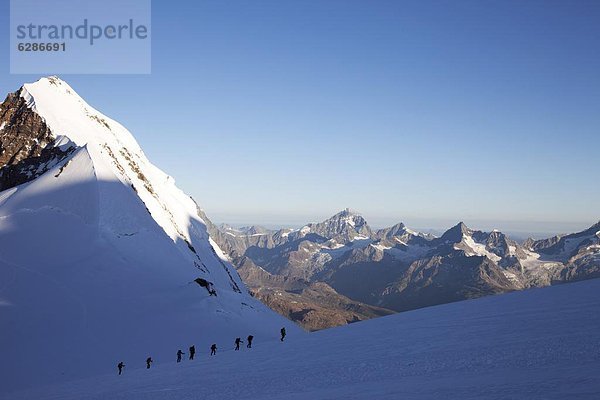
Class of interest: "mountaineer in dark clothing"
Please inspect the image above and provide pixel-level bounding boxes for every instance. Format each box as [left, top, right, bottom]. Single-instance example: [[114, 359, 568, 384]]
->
[[247, 335, 254, 348], [235, 337, 243, 351], [280, 327, 286, 342], [210, 344, 217, 356], [117, 362, 125, 375], [146, 357, 153, 369], [189, 345, 196, 360], [177, 349, 185, 363]]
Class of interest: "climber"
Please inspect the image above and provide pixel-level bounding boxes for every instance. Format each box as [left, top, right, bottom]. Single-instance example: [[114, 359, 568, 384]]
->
[[235, 337, 243, 351]]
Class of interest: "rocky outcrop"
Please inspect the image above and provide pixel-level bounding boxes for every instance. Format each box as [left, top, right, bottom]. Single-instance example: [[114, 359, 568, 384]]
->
[[300, 208, 372, 243], [380, 252, 515, 312], [237, 256, 394, 331], [0, 89, 74, 190]]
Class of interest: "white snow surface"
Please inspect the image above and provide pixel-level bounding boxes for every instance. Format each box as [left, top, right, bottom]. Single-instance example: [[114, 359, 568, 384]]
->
[[457, 234, 502, 262], [352, 235, 370, 241], [20, 77, 201, 249], [4, 278, 600, 400], [0, 77, 297, 394], [386, 244, 430, 262], [519, 250, 564, 272], [370, 243, 392, 251]]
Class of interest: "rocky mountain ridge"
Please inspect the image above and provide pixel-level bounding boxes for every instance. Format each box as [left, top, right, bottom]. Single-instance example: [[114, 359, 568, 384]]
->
[[212, 210, 600, 327]]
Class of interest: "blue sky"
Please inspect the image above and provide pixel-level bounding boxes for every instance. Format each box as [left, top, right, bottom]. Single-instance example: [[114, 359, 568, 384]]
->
[[1, 0, 599, 234]]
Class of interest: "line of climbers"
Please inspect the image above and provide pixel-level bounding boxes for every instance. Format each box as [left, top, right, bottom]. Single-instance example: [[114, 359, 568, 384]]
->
[[117, 328, 287, 375]]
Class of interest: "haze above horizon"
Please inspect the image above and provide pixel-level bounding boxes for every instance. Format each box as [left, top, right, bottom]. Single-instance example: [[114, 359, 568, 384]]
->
[[1, 0, 598, 233]]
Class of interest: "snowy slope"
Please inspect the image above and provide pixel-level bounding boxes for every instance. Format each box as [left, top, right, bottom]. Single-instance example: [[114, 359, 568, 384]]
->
[[0, 77, 297, 394], [19, 76, 217, 264], [5, 277, 600, 400]]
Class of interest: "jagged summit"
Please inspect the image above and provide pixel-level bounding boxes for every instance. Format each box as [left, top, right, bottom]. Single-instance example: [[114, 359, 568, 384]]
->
[[375, 222, 425, 242], [380, 222, 407, 234], [302, 209, 372, 241], [440, 221, 472, 242], [329, 208, 366, 222]]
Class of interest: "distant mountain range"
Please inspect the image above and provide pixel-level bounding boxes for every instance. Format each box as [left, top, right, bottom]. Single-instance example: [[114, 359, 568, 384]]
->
[[205, 208, 600, 330]]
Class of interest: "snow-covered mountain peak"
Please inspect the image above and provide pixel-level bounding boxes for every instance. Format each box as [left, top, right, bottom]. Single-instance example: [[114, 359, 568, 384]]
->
[[21, 76, 142, 153], [0, 78, 297, 393], [17, 77, 206, 253], [304, 209, 372, 241], [1, 75, 271, 294]]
